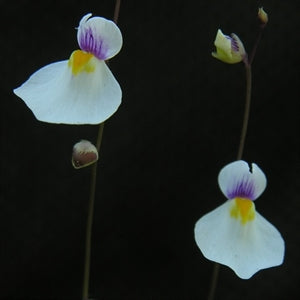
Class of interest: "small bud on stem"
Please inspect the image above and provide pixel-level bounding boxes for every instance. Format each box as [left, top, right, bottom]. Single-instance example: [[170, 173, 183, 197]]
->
[[258, 7, 268, 27], [72, 140, 98, 169]]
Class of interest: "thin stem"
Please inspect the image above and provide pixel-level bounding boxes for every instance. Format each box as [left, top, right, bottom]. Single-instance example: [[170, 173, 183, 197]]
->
[[249, 26, 264, 66], [237, 24, 266, 159], [207, 28, 258, 300], [81, 1, 122, 299], [207, 62, 252, 300], [237, 62, 252, 160], [82, 123, 104, 300], [96, 122, 105, 151], [206, 60, 252, 300], [207, 263, 220, 300], [113, 0, 121, 24]]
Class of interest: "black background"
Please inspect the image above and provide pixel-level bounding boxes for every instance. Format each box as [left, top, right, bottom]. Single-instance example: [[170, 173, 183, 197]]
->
[[1, 0, 299, 299]]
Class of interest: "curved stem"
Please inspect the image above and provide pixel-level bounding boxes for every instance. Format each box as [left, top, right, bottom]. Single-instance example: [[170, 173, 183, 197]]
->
[[237, 23, 265, 159], [249, 26, 263, 65]]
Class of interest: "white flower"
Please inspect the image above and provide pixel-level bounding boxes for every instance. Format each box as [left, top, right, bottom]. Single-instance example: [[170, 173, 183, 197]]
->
[[14, 13, 122, 124], [194, 160, 285, 279]]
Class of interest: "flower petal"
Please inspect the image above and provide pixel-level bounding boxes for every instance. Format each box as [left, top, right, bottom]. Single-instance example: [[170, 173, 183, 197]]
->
[[77, 13, 122, 60], [194, 200, 285, 279], [218, 160, 267, 200], [212, 29, 246, 64], [212, 29, 232, 62], [13, 56, 121, 124]]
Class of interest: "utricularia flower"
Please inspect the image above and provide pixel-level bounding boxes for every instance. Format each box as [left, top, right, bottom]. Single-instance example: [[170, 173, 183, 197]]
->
[[212, 29, 246, 64], [14, 13, 122, 124], [194, 160, 285, 279]]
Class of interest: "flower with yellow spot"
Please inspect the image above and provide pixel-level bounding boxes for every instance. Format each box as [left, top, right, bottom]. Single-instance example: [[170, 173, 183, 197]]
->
[[212, 29, 246, 64], [194, 160, 285, 279], [14, 13, 122, 124]]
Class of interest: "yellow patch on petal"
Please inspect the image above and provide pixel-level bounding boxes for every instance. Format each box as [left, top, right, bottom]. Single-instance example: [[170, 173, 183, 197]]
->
[[230, 198, 255, 225], [68, 50, 95, 75]]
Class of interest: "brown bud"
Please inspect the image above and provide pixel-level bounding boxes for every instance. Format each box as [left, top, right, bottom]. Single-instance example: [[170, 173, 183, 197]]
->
[[72, 140, 98, 169]]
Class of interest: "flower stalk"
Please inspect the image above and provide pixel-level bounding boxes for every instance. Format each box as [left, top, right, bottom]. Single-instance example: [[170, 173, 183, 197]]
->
[[206, 8, 271, 300], [82, 2, 121, 299], [237, 61, 251, 160], [82, 123, 104, 300], [207, 55, 252, 300]]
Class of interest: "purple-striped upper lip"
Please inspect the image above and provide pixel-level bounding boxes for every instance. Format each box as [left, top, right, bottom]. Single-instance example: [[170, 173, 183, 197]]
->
[[230, 35, 239, 52], [76, 13, 122, 61], [78, 27, 108, 60], [225, 34, 239, 53], [226, 176, 255, 200], [218, 160, 267, 202]]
